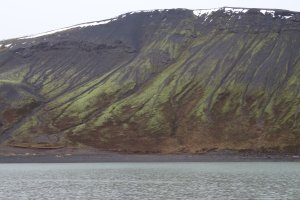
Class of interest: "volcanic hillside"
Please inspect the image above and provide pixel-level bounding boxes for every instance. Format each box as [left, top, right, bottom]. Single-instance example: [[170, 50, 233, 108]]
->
[[0, 7, 300, 153]]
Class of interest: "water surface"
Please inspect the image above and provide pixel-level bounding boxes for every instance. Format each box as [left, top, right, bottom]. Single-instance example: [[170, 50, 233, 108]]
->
[[0, 162, 299, 199]]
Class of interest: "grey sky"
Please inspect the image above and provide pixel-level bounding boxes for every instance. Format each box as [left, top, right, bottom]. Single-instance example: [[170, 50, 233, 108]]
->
[[1, 0, 299, 40]]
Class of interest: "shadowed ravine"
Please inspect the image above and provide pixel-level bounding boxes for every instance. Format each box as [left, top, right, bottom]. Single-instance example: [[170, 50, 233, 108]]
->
[[0, 7, 300, 153]]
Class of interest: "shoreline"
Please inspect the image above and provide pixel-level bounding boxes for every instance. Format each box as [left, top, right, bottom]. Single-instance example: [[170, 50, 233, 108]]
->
[[0, 154, 299, 163], [0, 146, 299, 163]]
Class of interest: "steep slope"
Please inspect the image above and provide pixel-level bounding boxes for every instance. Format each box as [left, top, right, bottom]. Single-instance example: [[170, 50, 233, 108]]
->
[[0, 7, 300, 153]]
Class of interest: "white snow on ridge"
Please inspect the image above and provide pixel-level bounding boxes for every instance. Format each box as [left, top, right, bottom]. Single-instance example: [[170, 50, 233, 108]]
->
[[193, 7, 295, 21], [260, 10, 275, 17], [20, 18, 118, 39], [193, 8, 219, 17], [224, 8, 248, 14], [118, 9, 167, 19], [128, 9, 167, 15], [260, 9, 295, 19], [193, 7, 248, 17], [193, 7, 248, 21], [0, 43, 12, 48], [20, 27, 73, 39], [193, 8, 219, 22], [16, 8, 297, 40], [76, 18, 117, 28]]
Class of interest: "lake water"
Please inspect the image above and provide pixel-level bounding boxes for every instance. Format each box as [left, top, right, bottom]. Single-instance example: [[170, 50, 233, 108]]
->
[[0, 162, 299, 199]]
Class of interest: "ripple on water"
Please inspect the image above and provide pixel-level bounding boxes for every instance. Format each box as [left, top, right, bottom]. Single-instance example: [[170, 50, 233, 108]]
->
[[0, 162, 299, 200]]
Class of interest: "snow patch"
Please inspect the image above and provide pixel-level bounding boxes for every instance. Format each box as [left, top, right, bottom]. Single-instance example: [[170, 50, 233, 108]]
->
[[127, 9, 167, 15], [260, 10, 275, 17], [283, 15, 293, 19], [120, 14, 126, 18], [193, 8, 219, 17], [193, 8, 248, 21], [193, 8, 248, 17], [76, 19, 117, 28], [194, 7, 294, 21], [0, 43, 12, 48], [260, 10, 267, 15], [224, 8, 248, 14], [260, 9, 294, 19], [193, 8, 219, 22]]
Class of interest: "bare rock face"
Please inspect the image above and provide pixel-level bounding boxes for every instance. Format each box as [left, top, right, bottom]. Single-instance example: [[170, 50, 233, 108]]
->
[[0, 7, 300, 153]]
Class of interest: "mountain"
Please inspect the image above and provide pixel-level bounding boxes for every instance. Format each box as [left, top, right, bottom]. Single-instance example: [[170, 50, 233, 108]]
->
[[0, 7, 300, 153]]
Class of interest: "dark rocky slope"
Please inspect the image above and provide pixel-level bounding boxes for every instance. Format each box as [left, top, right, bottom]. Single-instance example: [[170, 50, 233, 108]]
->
[[0, 7, 300, 153]]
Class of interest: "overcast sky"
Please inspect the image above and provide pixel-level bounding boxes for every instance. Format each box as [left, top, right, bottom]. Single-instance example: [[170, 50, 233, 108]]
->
[[1, 0, 299, 40]]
